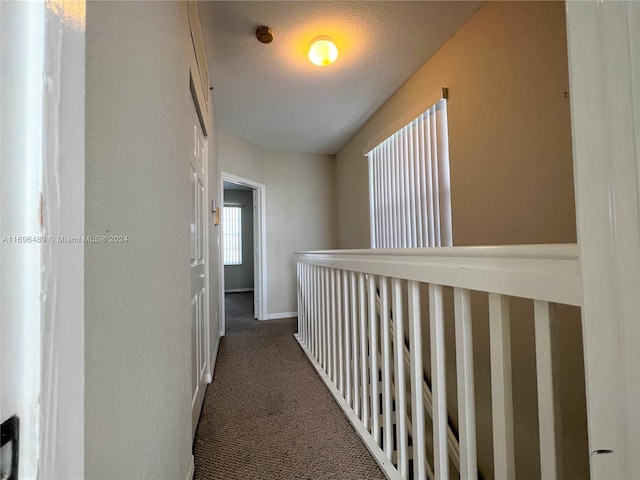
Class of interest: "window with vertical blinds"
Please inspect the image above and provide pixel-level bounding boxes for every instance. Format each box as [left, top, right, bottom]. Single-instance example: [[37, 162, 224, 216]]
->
[[223, 205, 242, 265], [366, 97, 452, 248]]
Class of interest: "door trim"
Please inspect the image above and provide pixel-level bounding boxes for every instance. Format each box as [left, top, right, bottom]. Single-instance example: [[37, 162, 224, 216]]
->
[[220, 172, 267, 332]]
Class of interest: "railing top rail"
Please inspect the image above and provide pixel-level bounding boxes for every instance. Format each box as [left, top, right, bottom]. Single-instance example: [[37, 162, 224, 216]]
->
[[295, 244, 581, 307], [296, 243, 578, 261]]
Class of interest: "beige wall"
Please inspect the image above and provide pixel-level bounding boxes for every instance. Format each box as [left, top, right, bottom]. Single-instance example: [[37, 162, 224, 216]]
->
[[219, 132, 338, 316], [337, 2, 586, 478], [85, 2, 201, 478], [337, 1, 576, 248]]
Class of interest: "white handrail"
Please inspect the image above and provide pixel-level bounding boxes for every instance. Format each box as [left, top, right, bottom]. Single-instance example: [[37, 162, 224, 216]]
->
[[295, 244, 580, 307]]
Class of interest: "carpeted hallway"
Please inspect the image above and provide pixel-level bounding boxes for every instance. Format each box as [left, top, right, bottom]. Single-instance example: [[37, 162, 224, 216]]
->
[[193, 292, 386, 480]]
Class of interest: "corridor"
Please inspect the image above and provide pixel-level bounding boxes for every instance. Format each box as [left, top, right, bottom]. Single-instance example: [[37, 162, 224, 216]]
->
[[193, 293, 385, 479]]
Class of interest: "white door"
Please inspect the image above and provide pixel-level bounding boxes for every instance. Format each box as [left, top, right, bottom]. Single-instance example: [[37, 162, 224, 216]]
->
[[190, 98, 208, 437]]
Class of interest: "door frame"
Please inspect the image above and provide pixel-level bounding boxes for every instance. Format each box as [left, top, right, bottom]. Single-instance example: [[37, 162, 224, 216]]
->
[[219, 172, 267, 331]]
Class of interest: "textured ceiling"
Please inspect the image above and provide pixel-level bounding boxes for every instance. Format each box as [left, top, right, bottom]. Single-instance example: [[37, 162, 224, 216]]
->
[[200, 1, 484, 155]]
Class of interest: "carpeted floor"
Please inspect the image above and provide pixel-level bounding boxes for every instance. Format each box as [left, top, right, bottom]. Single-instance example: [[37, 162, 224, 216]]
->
[[193, 292, 386, 480]]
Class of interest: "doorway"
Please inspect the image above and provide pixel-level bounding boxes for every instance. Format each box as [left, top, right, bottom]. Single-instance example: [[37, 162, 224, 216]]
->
[[219, 172, 267, 335], [222, 182, 255, 326]]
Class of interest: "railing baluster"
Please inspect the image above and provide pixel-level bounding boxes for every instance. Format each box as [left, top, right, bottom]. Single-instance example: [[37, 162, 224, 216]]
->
[[429, 284, 449, 478], [488, 293, 515, 479], [454, 288, 478, 480], [534, 300, 563, 480], [297, 263, 301, 338], [408, 280, 427, 479], [324, 267, 330, 374], [359, 272, 370, 429], [318, 267, 327, 371], [380, 277, 393, 458], [317, 265, 322, 365], [392, 278, 408, 478], [312, 265, 318, 360], [306, 263, 311, 348], [343, 270, 352, 408], [331, 269, 338, 385], [302, 263, 307, 344], [317, 266, 321, 364], [351, 271, 361, 417], [337, 269, 344, 396], [296, 262, 304, 339], [369, 274, 380, 442]]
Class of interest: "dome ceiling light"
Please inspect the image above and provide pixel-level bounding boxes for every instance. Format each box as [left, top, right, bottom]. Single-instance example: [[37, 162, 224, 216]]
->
[[308, 36, 338, 66]]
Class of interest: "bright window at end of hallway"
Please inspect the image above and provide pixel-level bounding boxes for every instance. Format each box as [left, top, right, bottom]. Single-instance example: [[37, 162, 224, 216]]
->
[[223, 205, 242, 265]]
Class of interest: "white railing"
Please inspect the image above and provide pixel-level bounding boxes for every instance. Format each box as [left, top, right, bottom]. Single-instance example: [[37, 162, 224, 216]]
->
[[295, 244, 581, 480]]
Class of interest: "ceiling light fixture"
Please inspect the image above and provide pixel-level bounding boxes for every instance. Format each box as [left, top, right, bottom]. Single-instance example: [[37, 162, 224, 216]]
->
[[308, 36, 338, 66]]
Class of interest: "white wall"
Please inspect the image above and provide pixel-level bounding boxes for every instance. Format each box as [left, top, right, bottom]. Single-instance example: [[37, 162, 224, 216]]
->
[[219, 131, 338, 317], [218, 130, 265, 184], [85, 2, 194, 478]]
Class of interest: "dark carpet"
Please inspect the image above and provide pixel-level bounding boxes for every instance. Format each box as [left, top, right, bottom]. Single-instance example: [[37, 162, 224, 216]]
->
[[193, 292, 386, 480]]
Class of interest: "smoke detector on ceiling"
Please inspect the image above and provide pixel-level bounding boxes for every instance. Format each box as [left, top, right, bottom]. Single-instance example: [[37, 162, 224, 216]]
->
[[256, 26, 274, 44]]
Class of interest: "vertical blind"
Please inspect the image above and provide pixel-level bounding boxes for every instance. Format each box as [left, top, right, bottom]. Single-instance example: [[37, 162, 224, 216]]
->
[[367, 98, 452, 248], [223, 205, 242, 265]]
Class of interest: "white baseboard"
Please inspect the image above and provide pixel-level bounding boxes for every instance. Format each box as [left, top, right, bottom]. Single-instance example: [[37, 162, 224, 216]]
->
[[266, 311, 298, 320], [224, 288, 254, 293], [186, 455, 195, 480], [294, 335, 400, 480]]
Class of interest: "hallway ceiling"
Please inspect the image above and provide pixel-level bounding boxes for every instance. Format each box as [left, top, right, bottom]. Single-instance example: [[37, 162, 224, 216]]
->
[[200, 1, 484, 155]]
